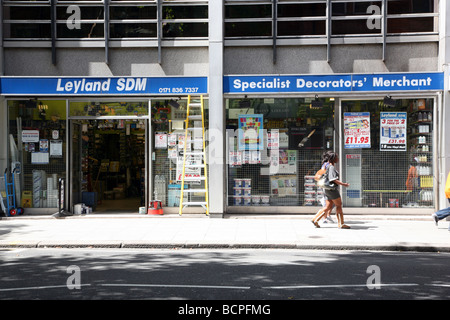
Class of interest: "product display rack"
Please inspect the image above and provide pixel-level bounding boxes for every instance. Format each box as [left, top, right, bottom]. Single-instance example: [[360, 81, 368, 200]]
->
[[407, 106, 434, 207]]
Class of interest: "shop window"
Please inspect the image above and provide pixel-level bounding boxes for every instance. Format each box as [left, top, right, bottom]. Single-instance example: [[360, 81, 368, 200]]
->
[[8, 100, 67, 210], [226, 98, 335, 207], [150, 98, 209, 208], [341, 99, 434, 209]]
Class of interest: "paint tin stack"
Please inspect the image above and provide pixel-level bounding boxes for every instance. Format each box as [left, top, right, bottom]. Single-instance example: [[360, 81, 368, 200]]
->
[[233, 178, 252, 206]]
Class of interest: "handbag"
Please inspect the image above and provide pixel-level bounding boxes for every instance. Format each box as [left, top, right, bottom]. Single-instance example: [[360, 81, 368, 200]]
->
[[316, 166, 338, 190], [314, 168, 326, 181]]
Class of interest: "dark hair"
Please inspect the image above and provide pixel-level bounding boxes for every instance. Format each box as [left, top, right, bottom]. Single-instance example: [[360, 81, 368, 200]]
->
[[324, 151, 338, 164], [321, 151, 329, 164]]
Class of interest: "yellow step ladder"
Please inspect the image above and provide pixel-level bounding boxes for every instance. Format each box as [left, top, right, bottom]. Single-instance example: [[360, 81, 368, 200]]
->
[[179, 95, 209, 215]]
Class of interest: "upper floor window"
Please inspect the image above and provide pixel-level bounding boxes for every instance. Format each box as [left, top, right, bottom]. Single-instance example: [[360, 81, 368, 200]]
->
[[162, 4, 208, 38], [2, 0, 208, 41], [224, 0, 437, 39]]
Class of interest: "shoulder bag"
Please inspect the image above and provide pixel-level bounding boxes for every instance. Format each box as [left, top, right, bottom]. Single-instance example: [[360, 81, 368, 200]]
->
[[316, 166, 338, 190]]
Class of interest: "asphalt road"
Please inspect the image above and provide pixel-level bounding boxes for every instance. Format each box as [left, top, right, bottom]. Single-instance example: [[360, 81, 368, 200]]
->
[[1, 248, 450, 302]]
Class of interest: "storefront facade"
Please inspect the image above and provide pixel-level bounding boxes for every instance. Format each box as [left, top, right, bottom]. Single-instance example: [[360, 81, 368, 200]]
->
[[223, 73, 443, 215], [0, 73, 445, 216], [0, 76, 208, 215], [1, 0, 450, 216]]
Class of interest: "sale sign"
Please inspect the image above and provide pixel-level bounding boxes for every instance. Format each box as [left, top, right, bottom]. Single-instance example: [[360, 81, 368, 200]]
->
[[344, 112, 371, 149], [380, 112, 407, 151]]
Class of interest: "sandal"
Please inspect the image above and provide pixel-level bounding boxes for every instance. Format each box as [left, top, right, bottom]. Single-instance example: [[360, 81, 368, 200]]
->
[[311, 220, 320, 228], [338, 224, 351, 229]]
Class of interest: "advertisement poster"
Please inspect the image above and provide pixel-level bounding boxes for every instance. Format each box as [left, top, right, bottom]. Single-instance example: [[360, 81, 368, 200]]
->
[[380, 112, 407, 151], [155, 133, 167, 149], [22, 130, 39, 143], [176, 155, 201, 182], [343, 112, 371, 149], [238, 114, 264, 150], [229, 151, 242, 167], [267, 129, 279, 149], [270, 175, 297, 196]]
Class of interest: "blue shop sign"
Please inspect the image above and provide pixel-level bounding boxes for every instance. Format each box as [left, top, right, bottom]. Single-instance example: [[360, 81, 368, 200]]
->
[[0, 76, 208, 95], [224, 72, 444, 94]]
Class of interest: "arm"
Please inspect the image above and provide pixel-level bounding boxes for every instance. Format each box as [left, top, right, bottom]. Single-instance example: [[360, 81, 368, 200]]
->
[[334, 180, 350, 187], [328, 165, 349, 187]]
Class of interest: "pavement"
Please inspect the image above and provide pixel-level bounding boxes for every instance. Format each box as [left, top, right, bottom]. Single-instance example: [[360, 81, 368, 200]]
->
[[0, 213, 449, 252]]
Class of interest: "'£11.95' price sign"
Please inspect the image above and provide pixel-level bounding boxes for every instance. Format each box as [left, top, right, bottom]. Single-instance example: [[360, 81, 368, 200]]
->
[[343, 112, 371, 149]]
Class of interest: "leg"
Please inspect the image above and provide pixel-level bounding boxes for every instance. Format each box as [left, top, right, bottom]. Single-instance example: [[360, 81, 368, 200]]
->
[[311, 200, 333, 227], [332, 197, 350, 229], [433, 207, 450, 220]]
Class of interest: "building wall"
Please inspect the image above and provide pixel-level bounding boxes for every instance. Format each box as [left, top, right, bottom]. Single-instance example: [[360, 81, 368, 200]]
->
[[4, 47, 209, 76], [224, 43, 438, 75]]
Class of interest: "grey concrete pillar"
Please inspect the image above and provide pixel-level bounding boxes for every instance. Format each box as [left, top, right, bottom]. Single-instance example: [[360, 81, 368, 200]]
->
[[208, 0, 225, 217]]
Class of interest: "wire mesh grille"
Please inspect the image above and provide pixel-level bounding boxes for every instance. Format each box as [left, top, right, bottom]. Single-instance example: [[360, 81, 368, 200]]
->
[[151, 98, 209, 208], [341, 98, 434, 208], [8, 100, 67, 209], [226, 97, 335, 207]]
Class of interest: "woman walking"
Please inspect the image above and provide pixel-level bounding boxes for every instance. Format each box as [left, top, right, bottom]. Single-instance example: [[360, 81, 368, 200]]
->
[[311, 151, 350, 229], [317, 152, 334, 224]]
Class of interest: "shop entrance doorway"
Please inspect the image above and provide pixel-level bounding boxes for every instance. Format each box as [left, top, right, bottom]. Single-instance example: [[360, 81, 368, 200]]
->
[[70, 119, 148, 214]]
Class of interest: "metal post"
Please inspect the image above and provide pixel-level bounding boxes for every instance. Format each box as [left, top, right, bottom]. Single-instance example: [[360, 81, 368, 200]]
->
[[0, 0, 4, 75], [382, 0, 387, 61], [104, 0, 109, 65], [157, 0, 162, 64], [51, 0, 57, 65], [326, 0, 331, 62], [272, 0, 277, 64]]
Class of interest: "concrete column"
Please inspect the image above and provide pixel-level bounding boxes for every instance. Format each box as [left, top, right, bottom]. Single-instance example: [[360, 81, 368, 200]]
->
[[438, 0, 450, 209], [208, 0, 225, 217]]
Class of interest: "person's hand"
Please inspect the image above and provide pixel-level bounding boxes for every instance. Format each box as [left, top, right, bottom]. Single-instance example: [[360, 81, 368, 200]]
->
[[343, 182, 350, 187]]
